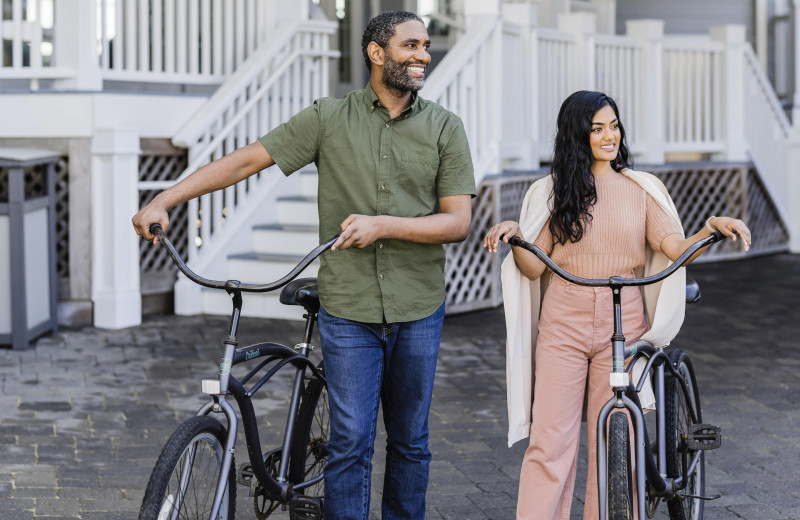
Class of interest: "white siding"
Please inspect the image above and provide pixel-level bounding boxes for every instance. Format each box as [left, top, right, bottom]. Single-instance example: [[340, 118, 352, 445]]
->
[[616, 0, 753, 39]]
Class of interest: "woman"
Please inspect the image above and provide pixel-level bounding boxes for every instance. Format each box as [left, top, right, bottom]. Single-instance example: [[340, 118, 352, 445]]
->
[[483, 91, 751, 520]]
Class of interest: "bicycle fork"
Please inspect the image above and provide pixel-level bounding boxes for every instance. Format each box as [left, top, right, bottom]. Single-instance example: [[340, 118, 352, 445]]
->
[[596, 282, 647, 520]]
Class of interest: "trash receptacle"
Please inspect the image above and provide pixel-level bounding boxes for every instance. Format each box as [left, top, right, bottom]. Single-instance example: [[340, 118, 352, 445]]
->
[[0, 148, 59, 350]]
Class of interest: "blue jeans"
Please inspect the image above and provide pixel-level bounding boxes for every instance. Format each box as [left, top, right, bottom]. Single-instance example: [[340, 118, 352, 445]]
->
[[318, 302, 445, 520]]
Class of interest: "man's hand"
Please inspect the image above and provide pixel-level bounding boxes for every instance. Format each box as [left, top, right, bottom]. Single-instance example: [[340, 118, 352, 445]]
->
[[331, 214, 384, 250], [132, 198, 170, 245]]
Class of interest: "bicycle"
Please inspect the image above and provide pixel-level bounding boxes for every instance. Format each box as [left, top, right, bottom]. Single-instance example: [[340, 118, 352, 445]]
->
[[507, 230, 730, 520], [139, 224, 339, 520]]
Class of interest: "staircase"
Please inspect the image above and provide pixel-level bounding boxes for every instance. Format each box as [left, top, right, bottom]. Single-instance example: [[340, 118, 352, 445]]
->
[[200, 169, 321, 320]]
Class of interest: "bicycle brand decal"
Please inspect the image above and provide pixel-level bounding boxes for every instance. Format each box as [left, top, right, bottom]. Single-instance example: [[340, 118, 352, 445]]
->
[[612, 355, 625, 372], [219, 360, 232, 375], [245, 349, 260, 360]]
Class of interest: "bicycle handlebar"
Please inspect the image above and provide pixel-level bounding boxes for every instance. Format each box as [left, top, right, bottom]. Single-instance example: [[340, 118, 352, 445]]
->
[[507, 230, 729, 287], [149, 224, 340, 293]]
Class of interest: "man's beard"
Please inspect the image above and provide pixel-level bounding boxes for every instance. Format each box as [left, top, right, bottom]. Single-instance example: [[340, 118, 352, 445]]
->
[[382, 53, 425, 93]]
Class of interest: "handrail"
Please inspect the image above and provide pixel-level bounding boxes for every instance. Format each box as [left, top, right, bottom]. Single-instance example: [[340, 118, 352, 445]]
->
[[421, 15, 499, 100], [173, 19, 338, 149], [743, 45, 791, 137], [507, 231, 728, 288]]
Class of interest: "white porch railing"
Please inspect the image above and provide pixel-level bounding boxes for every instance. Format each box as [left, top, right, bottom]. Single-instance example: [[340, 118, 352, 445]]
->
[[98, 0, 268, 84], [742, 45, 792, 222], [662, 38, 724, 153], [139, 20, 337, 283], [0, 0, 274, 89]]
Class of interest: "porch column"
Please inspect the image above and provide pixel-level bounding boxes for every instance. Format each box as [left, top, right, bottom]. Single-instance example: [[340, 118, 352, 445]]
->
[[626, 20, 665, 164], [52, 0, 102, 91], [710, 25, 748, 162], [91, 129, 142, 329]]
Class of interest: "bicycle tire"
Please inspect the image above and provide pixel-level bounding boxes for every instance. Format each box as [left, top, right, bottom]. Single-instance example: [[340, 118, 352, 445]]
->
[[608, 411, 634, 520], [665, 349, 705, 520], [288, 364, 329, 504], [139, 415, 236, 520]]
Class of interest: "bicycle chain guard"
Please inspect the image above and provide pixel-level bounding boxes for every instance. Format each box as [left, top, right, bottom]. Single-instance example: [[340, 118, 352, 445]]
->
[[686, 423, 722, 451]]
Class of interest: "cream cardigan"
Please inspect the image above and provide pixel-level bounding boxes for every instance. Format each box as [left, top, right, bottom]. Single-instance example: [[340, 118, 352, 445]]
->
[[501, 168, 686, 447]]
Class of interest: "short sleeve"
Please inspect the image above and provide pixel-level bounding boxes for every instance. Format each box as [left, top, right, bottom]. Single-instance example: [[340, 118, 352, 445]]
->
[[645, 193, 684, 252], [533, 219, 555, 255], [435, 117, 476, 198], [259, 101, 322, 176]]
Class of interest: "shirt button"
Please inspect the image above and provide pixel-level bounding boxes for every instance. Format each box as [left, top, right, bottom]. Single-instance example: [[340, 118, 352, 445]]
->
[[379, 274, 384, 280], [385, 123, 390, 128], [382, 154, 388, 159], [379, 243, 383, 249]]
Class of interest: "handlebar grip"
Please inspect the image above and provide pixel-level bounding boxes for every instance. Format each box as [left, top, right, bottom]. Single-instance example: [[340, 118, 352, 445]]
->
[[149, 223, 164, 238]]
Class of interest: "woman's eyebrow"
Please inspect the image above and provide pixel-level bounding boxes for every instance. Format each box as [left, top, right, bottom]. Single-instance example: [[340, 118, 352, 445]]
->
[[591, 118, 619, 125]]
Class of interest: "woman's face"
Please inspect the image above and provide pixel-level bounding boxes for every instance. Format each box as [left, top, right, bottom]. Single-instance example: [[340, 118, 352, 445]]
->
[[589, 104, 621, 164]]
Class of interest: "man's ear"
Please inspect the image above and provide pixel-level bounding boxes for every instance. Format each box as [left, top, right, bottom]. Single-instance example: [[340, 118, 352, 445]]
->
[[367, 41, 385, 68]]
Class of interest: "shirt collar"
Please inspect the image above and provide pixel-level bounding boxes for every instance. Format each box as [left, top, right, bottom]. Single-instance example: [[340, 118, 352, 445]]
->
[[363, 83, 420, 118]]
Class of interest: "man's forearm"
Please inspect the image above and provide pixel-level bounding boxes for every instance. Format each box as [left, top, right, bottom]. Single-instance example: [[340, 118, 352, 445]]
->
[[377, 213, 469, 244], [155, 142, 273, 210]]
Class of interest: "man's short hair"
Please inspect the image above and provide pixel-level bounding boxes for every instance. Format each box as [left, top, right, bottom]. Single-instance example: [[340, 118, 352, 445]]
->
[[361, 11, 423, 71]]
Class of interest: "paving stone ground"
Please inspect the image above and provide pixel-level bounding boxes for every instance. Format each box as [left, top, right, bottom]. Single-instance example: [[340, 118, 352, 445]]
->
[[1, 253, 799, 519]]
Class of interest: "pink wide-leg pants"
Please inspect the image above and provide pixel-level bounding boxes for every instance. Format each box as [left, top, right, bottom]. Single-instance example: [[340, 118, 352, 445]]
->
[[516, 274, 648, 520]]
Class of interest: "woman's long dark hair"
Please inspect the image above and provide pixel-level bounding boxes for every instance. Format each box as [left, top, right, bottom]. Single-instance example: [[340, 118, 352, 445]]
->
[[548, 90, 632, 244]]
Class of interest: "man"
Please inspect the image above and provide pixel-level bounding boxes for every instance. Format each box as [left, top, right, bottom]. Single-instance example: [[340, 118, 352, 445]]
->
[[132, 10, 475, 519]]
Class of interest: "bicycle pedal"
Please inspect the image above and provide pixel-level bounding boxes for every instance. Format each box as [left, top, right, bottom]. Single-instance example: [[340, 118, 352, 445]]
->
[[289, 495, 323, 520], [237, 463, 254, 487], [686, 423, 722, 450]]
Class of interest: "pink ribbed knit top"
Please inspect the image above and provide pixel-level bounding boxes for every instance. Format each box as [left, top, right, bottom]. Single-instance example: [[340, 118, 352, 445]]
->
[[533, 172, 684, 279]]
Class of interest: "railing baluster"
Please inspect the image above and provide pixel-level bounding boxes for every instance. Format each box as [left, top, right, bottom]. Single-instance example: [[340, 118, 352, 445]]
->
[[12, 0, 22, 67], [224, 0, 234, 75], [176, 0, 187, 73], [164, 0, 175, 73], [188, 0, 199, 74], [212, 0, 222, 75], [200, 0, 211, 75], [138, 0, 150, 72], [152, 0, 163, 72], [125, 0, 136, 70], [235, 0, 245, 69]]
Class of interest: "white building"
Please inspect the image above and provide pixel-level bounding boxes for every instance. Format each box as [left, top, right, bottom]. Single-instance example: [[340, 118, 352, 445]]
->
[[1, 0, 797, 344]]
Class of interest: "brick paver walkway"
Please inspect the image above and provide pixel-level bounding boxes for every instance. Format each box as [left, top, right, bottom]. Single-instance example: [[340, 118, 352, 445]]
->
[[1, 254, 798, 519]]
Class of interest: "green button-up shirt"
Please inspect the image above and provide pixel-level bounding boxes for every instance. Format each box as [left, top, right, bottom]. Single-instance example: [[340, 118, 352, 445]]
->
[[260, 84, 475, 323]]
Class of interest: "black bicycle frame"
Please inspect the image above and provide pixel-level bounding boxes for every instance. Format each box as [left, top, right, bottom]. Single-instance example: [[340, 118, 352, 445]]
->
[[150, 224, 337, 519]]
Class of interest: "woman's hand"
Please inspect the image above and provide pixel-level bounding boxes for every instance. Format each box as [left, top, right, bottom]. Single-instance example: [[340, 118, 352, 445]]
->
[[483, 221, 523, 253], [708, 216, 752, 251]]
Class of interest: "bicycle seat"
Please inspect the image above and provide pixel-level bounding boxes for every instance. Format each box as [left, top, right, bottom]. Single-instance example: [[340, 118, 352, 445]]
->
[[686, 276, 701, 303], [279, 277, 320, 313]]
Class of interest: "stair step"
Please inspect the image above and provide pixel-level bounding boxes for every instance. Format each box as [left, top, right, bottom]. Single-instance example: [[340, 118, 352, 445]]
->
[[277, 196, 318, 226], [252, 224, 320, 255], [227, 252, 319, 283], [201, 289, 308, 321]]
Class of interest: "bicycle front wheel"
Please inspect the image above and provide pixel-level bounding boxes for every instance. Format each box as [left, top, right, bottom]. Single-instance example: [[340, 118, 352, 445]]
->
[[139, 415, 236, 520], [665, 349, 705, 520], [607, 411, 634, 520], [289, 364, 329, 501]]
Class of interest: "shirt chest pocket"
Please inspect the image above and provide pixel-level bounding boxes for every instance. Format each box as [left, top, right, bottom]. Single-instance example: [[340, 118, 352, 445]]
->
[[398, 150, 439, 191]]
